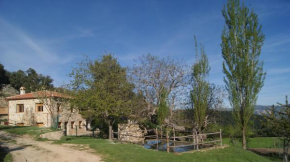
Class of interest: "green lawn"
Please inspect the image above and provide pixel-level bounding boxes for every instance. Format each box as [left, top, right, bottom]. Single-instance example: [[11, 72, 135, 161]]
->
[[54, 137, 275, 162], [223, 137, 282, 148], [0, 125, 56, 137], [0, 126, 282, 162]]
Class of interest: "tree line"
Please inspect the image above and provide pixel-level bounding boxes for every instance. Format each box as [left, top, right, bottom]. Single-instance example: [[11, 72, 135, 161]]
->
[[0, 64, 54, 92]]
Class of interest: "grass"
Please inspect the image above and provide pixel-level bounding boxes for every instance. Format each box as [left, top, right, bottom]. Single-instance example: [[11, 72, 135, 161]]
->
[[223, 137, 283, 162], [54, 136, 274, 162], [3, 153, 13, 162], [0, 126, 283, 161], [0, 125, 56, 137], [222, 137, 281, 148]]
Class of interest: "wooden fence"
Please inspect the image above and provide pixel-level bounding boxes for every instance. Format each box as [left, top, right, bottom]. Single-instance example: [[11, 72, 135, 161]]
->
[[165, 129, 222, 153], [110, 126, 223, 153], [144, 128, 223, 153]]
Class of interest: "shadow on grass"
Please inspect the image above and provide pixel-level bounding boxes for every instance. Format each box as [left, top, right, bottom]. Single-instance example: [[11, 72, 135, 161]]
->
[[0, 126, 26, 131], [0, 146, 9, 162], [248, 148, 284, 161]]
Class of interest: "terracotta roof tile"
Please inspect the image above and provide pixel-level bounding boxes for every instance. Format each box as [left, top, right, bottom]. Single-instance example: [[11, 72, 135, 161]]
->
[[6, 91, 70, 100]]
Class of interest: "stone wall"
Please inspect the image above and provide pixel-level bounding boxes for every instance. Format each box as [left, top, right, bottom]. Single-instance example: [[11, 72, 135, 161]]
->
[[8, 99, 86, 129], [118, 124, 144, 143], [9, 99, 50, 126]]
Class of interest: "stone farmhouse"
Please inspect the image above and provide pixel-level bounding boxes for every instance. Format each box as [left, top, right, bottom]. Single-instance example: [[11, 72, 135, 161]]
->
[[5, 87, 87, 135]]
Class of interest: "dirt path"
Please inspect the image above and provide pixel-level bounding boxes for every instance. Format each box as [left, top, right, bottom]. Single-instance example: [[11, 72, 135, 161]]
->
[[0, 131, 102, 162]]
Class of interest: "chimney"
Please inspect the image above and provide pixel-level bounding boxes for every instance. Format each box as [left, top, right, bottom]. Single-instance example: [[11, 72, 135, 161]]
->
[[20, 87, 26, 95]]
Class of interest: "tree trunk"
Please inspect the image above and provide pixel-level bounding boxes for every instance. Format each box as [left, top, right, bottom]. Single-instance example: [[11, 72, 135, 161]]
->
[[283, 141, 289, 162], [108, 125, 112, 140], [242, 127, 247, 150], [85, 117, 92, 130]]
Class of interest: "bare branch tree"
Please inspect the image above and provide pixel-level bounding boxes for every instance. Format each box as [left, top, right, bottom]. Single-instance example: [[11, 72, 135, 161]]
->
[[33, 90, 71, 128], [130, 54, 188, 123]]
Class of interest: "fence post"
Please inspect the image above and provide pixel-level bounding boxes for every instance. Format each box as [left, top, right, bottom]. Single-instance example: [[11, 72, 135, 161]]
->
[[166, 131, 169, 153], [193, 131, 195, 150], [173, 128, 175, 147], [156, 128, 159, 151], [75, 125, 77, 137], [220, 129, 222, 146], [160, 127, 162, 139]]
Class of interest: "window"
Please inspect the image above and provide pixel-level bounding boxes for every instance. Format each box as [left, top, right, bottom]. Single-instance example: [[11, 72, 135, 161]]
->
[[16, 123, 24, 126], [71, 121, 74, 129], [36, 122, 44, 127], [58, 122, 61, 129], [57, 103, 61, 113], [79, 121, 82, 129], [16, 104, 24, 113], [36, 103, 43, 112]]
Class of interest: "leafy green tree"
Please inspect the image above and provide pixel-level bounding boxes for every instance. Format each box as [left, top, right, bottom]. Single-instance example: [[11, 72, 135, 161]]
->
[[0, 63, 10, 89], [265, 96, 290, 162], [69, 54, 135, 138], [221, 0, 266, 149], [157, 88, 169, 125], [9, 68, 53, 92], [9, 70, 27, 90], [190, 36, 211, 133]]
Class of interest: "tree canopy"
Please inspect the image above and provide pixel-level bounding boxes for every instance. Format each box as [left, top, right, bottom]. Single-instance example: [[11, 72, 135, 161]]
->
[[221, 0, 266, 149], [191, 36, 211, 133], [0, 63, 54, 92], [69, 54, 135, 129], [130, 54, 187, 123], [0, 63, 10, 90], [265, 97, 290, 162]]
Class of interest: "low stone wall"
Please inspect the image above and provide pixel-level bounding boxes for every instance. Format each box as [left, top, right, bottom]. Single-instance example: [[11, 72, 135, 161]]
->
[[40, 131, 64, 140], [118, 124, 144, 143]]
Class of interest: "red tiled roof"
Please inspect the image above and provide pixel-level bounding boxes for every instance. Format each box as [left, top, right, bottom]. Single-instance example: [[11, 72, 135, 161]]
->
[[6, 91, 70, 100]]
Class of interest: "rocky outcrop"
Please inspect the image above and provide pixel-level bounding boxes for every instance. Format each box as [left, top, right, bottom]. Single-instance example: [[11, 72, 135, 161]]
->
[[40, 131, 64, 140], [118, 124, 144, 143]]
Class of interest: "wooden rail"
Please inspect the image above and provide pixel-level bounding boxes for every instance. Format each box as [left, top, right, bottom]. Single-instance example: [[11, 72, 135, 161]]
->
[[165, 129, 223, 153], [114, 126, 223, 153]]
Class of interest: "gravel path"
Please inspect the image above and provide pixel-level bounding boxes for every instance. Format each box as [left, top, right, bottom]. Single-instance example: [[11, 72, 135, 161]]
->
[[0, 131, 102, 162]]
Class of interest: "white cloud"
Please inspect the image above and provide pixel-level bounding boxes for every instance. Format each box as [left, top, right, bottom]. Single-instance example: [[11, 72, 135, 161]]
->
[[0, 17, 76, 86]]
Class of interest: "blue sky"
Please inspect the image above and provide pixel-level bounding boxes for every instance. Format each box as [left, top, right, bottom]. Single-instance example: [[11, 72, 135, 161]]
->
[[0, 0, 290, 106]]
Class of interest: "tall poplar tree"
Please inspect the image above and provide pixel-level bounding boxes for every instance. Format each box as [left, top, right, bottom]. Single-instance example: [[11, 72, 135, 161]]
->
[[191, 36, 210, 133], [221, 0, 266, 149]]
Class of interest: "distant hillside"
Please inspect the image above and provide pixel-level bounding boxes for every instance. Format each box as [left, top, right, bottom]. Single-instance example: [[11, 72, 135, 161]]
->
[[225, 105, 282, 115], [254, 105, 270, 115]]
